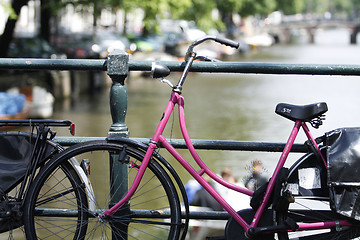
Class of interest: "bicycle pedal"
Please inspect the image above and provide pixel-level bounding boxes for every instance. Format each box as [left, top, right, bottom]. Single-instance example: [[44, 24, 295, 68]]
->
[[284, 217, 299, 231]]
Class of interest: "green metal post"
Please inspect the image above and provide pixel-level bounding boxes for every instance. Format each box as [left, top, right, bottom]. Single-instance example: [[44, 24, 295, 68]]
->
[[107, 49, 129, 240]]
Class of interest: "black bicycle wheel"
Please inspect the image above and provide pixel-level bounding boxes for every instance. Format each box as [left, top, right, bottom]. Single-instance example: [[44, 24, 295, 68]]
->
[[276, 198, 360, 240], [0, 131, 62, 240], [24, 140, 182, 240]]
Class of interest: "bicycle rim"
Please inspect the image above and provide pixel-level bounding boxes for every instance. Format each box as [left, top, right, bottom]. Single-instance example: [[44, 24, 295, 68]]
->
[[25, 140, 182, 240], [276, 198, 360, 240]]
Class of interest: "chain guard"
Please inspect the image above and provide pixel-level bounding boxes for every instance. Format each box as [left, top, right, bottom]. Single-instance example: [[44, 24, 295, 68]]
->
[[225, 208, 275, 240]]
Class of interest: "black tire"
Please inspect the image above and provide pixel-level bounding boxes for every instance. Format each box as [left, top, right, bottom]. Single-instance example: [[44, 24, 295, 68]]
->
[[276, 198, 360, 240], [0, 131, 62, 239], [24, 140, 182, 240]]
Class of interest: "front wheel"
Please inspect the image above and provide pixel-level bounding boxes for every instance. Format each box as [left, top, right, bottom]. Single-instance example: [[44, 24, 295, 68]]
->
[[24, 140, 182, 239]]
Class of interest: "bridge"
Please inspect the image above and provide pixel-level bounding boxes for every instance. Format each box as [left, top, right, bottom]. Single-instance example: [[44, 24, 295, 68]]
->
[[262, 15, 360, 44]]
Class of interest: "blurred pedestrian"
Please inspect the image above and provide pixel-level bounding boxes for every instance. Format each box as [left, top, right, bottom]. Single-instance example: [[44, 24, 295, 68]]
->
[[215, 167, 250, 211], [191, 175, 223, 211], [185, 179, 201, 204], [245, 160, 268, 191]]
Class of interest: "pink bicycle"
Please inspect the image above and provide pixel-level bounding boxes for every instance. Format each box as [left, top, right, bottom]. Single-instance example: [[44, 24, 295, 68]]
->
[[24, 36, 360, 239]]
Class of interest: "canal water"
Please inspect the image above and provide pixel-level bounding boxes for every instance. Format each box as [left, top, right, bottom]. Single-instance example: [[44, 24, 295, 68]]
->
[[2, 28, 360, 240], [53, 28, 360, 184]]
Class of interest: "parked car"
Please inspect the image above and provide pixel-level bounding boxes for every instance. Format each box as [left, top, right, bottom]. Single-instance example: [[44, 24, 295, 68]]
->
[[129, 34, 165, 53], [54, 31, 134, 59], [128, 33, 186, 57], [8, 36, 65, 59], [54, 34, 100, 59], [90, 31, 134, 58], [160, 19, 206, 42]]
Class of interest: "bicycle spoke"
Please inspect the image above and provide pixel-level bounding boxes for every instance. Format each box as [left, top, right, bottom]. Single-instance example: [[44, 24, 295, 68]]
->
[[35, 183, 85, 207], [32, 218, 77, 239]]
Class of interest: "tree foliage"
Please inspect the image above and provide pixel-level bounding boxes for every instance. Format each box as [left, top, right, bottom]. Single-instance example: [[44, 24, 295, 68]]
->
[[276, 0, 305, 15], [0, 0, 17, 19], [138, 0, 169, 35], [181, 0, 220, 31], [0, 0, 30, 57], [239, 0, 276, 17]]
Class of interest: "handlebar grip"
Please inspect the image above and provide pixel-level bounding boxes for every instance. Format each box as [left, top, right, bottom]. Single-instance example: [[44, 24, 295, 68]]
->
[[215, 36, 239, 49]]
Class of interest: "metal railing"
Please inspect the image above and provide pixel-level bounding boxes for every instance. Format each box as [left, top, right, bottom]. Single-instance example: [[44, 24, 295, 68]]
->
[[2, 51, 360, 237], [2, 52, 360, 149]]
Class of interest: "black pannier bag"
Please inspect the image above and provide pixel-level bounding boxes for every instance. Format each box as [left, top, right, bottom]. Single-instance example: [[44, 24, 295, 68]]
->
[[326, 127, 360, 220], [0, 132, 58, 195]]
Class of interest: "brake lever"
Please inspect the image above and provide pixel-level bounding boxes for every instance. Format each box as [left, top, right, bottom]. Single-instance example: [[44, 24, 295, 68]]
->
[[159, 78, 174, 88]]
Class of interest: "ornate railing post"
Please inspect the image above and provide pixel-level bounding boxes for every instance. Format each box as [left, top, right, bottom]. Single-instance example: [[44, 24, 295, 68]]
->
[[107, 49, 129, 239]]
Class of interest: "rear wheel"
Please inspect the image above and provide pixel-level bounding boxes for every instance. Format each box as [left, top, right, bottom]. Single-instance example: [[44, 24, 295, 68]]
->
[[24, 140, 182, 239], [277, 149, 360, 239], [276, 198, 360, 240]]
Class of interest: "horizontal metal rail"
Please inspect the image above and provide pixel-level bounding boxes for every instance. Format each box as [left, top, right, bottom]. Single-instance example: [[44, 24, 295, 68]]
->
[[1, 58, 360, 75], [36, 208, 230, 220], [54, 136, 308, 152]]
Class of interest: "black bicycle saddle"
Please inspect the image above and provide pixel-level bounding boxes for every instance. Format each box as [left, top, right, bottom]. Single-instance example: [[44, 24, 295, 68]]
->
[[275, 102, 328, 122]]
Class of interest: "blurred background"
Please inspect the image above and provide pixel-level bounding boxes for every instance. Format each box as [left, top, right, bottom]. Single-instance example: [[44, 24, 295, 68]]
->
[[1, 0, 360, 196]]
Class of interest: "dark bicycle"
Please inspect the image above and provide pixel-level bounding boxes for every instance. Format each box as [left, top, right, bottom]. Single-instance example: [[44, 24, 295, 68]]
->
[[0, 119, 92, 239]]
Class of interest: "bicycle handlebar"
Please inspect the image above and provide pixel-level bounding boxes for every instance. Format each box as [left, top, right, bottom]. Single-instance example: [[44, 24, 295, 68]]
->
[[162, 35, 240, 93], [185, 35, 239, 62], [190, 35, 239, 49], [214, 36, 239, 49]]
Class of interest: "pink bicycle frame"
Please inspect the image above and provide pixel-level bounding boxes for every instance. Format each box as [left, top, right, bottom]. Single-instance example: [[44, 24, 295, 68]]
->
[[103, 91, 352, 235]]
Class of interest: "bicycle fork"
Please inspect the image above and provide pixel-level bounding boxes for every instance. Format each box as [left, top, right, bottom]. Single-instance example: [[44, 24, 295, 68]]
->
[[102, 143, 156, 217], [102, 93, 178, 217]]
